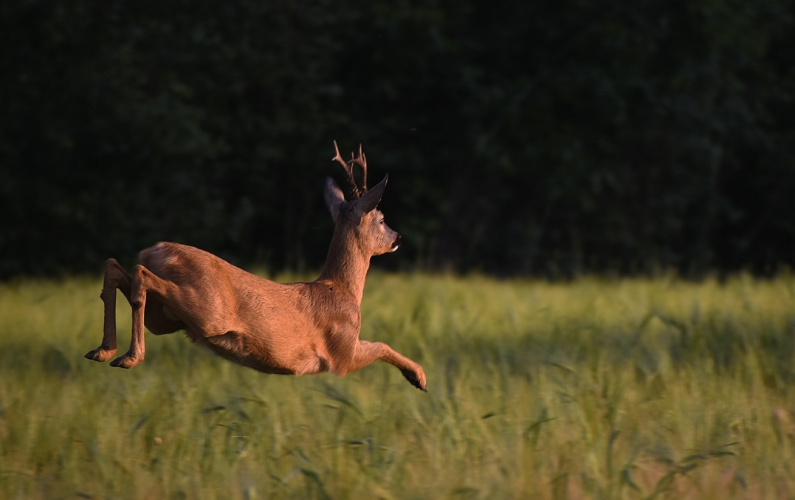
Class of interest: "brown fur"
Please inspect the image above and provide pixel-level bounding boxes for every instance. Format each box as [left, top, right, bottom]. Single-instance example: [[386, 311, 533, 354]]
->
[[84, 174, 427, 391]]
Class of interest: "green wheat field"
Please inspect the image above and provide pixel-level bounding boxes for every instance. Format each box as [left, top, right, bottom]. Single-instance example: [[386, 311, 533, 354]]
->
[[2, 272, 795, 499]]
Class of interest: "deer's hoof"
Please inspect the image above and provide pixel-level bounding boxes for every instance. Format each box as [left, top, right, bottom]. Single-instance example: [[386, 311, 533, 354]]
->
[[84, 348, 117, 362], [401, 367, 427, 392], [110, 354, 142, 369]]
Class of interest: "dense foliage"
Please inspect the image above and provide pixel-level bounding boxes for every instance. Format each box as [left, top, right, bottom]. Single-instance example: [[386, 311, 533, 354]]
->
[[2, 0, 794, 277]]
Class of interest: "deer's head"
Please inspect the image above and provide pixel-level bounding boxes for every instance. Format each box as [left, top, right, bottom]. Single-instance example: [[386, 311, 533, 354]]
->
[[325, 142, 401, 257]]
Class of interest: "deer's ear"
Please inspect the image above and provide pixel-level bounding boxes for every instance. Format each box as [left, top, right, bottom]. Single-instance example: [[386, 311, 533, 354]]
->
[[324, 177, 346, 221], [355, 175, 388, 215]]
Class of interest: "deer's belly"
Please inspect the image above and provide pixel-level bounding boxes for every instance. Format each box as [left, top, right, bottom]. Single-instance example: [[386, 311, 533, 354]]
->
[[188, 328, 327, 376]]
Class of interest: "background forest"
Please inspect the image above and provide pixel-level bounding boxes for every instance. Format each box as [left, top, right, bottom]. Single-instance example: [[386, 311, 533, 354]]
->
[[2, 0, 794, 278]]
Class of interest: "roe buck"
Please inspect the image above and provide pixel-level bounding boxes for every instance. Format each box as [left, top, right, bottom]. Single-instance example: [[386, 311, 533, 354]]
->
[[84, 142, 427, 391]]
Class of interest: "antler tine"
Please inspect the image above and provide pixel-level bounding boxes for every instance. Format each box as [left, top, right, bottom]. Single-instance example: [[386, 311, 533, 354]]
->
[[331, 140, 360, 199], [348, 143, 368, 193]]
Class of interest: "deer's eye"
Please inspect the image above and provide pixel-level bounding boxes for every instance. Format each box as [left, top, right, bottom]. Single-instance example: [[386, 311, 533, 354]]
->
[[379, 219, 385, 225]]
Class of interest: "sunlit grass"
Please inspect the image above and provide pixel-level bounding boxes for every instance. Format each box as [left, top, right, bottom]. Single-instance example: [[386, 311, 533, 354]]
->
[[1, 273, 795, 498]]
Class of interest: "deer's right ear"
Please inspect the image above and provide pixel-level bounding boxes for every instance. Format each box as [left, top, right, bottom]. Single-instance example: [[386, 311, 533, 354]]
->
[[324, 177, 346, 222], [354, 174, 388, 216]]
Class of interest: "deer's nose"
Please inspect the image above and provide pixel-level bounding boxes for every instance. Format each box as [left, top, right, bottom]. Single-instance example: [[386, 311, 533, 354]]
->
[[390, 234, 402, 252]]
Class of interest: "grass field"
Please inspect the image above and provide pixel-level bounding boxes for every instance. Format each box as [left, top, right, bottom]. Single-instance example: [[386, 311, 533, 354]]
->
[[1, 272, 795, 499]]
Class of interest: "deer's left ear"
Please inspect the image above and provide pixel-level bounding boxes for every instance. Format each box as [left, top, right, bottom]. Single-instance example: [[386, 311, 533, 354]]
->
[[355, 175, 388, 215], [324, 177, 346, 222]]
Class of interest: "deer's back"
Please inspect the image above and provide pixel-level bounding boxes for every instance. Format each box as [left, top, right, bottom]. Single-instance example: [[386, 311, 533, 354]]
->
[[139, 243, 293, 330]]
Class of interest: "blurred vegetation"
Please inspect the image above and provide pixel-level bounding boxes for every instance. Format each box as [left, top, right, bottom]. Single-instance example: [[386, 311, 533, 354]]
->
[[2, 274, 795, 498], [1, 0, 794, 277]]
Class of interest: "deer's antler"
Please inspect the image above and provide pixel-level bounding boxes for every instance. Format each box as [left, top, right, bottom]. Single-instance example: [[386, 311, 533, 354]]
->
[[349, 144, 368, 195], [331, 141, 368, 199]]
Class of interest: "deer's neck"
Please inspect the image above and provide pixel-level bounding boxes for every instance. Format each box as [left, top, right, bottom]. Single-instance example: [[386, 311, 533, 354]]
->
[[318, 227, 370, 304]]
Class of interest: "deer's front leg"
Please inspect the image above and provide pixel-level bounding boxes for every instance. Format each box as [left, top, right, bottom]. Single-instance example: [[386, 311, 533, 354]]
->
[[85, 259, 131, 362], [345, 340, 427, 391]]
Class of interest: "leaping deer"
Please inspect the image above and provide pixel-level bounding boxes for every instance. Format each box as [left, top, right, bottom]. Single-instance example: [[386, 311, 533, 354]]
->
[[84, 142, 427, 391]]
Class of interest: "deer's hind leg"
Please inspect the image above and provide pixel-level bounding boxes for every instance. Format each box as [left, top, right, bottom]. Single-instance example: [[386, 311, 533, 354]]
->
[[110, 264, 183, 369], [85, 258, 131, 362]]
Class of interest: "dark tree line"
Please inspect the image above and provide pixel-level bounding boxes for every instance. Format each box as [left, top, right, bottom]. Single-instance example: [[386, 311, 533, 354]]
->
[[1, 0, 794, 278]]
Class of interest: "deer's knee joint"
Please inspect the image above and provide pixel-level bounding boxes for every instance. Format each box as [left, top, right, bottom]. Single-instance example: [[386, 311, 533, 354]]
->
[[100, 288, 115, 300], [131, 265, 151, 285]]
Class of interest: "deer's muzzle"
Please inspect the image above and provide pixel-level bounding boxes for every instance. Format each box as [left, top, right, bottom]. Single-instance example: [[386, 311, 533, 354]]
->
[[390, 234, 402, 252]]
